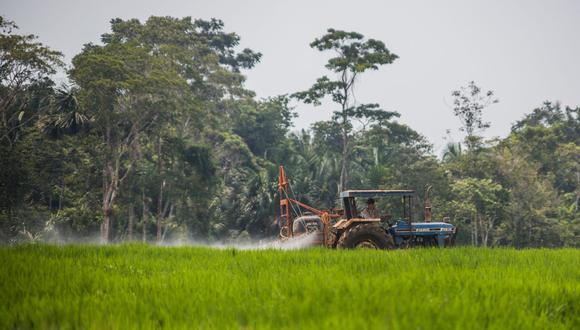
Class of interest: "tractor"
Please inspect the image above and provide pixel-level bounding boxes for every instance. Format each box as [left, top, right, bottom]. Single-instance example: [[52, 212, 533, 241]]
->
[[278, 166, 456, 249]]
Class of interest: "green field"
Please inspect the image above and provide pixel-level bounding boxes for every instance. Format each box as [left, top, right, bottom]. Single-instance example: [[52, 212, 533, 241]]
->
[[1, 245, 578, 329]]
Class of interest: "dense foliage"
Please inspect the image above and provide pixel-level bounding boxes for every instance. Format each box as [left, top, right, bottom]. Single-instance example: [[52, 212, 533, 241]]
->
[[0, 16, 577, 246]]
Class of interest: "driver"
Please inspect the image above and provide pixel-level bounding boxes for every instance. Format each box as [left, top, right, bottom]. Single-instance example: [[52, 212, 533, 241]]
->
[[360, 198, 379, 219]]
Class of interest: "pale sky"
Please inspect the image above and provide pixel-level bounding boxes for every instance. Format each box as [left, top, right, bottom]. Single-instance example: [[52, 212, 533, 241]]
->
[[3, 0, 580, 154]]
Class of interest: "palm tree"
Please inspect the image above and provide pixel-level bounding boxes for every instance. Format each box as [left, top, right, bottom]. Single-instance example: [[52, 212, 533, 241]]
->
[[40, 85, 89, 137], [442, 142, 463, 163]]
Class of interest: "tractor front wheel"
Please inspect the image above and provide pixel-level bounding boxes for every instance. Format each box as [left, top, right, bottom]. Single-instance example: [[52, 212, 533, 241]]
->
[[337, 223, 394, 249]]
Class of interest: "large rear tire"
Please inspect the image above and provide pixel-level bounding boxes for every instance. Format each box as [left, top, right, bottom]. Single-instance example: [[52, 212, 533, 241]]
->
[[337, 223, 394, 249]]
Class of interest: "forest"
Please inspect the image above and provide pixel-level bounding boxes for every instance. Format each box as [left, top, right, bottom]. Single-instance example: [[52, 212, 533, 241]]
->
[[1, 15, 578, 247]]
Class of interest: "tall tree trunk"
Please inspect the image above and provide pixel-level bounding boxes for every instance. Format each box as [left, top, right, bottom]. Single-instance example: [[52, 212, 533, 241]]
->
[[101, 123, 113, 243], [142, 188, 147, 243], [156, 136, 163, 243], [482, 219, 488, 247], [101, 209, 111, 243], [157, 181, 163, 243], [481, 216, 495, 247], [338, 70, 351, 192], [127, 201, 134, 241], [340, 130, 348, 192], [513, 207, 521, 249], [99, 103, 139, 243], [101, 158, 120, 243], [575, 171, 579, 211], [476, 216, 480, 246], [101, 173, 111, 243], [58, 178, 65, 211], [160, 204, 174, 243], [471, 213, 478, 246], [472, 226, 475, 246]]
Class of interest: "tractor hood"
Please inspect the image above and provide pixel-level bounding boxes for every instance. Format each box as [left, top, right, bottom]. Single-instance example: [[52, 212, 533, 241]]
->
[[391, 220, 456, 233], [389, 220, 457, 247]]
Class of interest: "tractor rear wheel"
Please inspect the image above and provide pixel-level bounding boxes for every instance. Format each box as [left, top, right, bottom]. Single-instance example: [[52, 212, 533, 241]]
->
[[337, 223, 394, 249]]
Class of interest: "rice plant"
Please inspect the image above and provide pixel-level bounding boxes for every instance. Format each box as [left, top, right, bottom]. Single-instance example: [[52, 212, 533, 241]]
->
[[1, 245, 578, 329]]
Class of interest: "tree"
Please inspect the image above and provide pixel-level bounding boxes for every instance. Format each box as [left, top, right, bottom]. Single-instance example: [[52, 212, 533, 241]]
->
[[442, 142, 463, 163], [231, 95, 295, 159], [0, 16, 63, 147], [70, 39, 186, 242], [451, 81, 498, 151], [510, 102, 579, 192], [39, 85, 89, 138], [449, 178, 504, 246], [498, 102, 579, 247], [69, 16, 265, 243], [0, 17, 65, 240], [294, 29, 398, 191], [493, 148, 561, 247]]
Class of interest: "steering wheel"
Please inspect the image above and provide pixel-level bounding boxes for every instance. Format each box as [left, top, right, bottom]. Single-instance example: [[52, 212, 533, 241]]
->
[[380, 214, 393, 225]]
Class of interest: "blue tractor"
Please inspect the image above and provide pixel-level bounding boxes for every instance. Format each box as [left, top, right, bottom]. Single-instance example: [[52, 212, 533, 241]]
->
[[278, 166, 456, 249]]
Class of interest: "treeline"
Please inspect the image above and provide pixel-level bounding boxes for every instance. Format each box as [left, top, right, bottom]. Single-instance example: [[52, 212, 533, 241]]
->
[[0, 16, 578, 246]]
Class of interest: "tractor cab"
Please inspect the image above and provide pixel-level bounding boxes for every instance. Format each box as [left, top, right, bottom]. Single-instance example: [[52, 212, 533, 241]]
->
[[339, 189, 415, 221], [335, 189, 455, 247]]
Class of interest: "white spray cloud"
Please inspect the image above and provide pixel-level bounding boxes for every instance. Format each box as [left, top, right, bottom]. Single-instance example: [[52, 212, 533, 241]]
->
[[161, 232, 319, 250]]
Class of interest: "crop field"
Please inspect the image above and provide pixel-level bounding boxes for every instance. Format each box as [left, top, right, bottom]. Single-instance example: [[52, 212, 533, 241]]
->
[[1, 245, 578, 329]]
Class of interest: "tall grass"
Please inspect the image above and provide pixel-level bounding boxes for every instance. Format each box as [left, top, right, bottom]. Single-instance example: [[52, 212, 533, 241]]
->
[[1, 245, 578, 329]]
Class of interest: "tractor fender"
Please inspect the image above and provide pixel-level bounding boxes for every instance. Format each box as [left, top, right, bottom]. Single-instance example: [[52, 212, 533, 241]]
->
[[333, 218, 381, 231]]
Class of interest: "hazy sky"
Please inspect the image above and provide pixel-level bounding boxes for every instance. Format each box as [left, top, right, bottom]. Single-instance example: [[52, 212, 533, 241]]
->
[[4, 0, 580, 153]]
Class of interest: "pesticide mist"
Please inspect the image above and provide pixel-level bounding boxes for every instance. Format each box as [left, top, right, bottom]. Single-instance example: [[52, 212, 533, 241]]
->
[[162, 232, 318, 250]]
